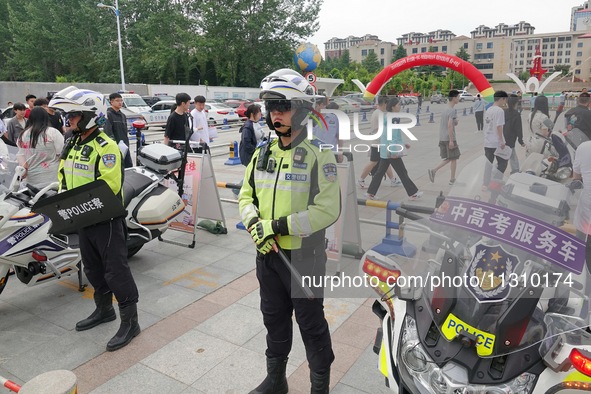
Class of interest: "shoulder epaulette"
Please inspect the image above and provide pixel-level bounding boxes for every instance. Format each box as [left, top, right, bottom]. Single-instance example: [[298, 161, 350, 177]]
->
[[309, 138, 325, 150], [96, 136, 108, 147]]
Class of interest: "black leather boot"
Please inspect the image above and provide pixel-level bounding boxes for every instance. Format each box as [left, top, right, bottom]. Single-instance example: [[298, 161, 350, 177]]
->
[[310, 370, 330, 394], [106, 303, 141, 351], [249, 357, 289, 394], [75, 291, 116, 331]]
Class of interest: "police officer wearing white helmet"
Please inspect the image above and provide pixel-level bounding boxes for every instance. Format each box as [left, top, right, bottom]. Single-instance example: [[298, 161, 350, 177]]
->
[[239, 69, 341, 393], [50, 87, 140, 351]]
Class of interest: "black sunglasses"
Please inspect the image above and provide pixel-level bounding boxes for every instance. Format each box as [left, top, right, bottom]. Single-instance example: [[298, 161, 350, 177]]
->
[[265, 100, 292, 113], [65, 112, 83, 119]]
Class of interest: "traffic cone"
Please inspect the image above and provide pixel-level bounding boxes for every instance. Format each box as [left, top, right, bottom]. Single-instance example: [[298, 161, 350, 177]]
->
[[426, 105, 430, 113], [362, 111, 367, 122], [416, 114, 421, 126], [428, 112, 435, 123], [470, 106, 474, 115], [462, 108, 467, 116]]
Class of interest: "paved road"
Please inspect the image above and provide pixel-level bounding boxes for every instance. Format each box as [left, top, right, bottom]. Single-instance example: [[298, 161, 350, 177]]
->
[[0, 101, 528, 393]]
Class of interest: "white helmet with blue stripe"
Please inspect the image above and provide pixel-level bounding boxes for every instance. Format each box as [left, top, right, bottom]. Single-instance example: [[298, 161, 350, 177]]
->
[[49, 86, 107, 133], [259, 68, 320, 102]]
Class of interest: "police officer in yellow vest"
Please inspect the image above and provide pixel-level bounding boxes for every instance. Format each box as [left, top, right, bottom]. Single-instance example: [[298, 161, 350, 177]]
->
[[239, 69, 341, 394], [50, 87, 140, 352]]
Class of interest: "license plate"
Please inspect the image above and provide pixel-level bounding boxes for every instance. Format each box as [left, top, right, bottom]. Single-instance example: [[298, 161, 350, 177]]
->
[[441, 313, 496, 356]]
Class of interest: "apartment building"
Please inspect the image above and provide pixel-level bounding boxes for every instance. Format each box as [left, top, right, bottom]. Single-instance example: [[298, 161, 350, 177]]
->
[[324, 3, 591, 81]]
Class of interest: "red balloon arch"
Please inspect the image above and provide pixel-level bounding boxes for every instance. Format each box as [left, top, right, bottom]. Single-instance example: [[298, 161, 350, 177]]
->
[[364, 53, 495, 101]]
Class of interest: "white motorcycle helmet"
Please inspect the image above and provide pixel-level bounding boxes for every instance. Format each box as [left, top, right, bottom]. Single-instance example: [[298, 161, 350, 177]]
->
[[260, 69, 323, 132], [49, 87, 107, 133]]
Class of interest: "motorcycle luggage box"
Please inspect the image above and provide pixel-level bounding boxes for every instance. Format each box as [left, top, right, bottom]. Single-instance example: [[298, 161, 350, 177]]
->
[[138, 144, 182, 174], [497, 172, 571, 226], [132, 185, 184, 230]]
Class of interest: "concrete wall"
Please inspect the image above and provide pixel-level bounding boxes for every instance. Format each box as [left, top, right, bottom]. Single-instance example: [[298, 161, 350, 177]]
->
[[0, 82, 149, 107], [0, 82, 262, 108]]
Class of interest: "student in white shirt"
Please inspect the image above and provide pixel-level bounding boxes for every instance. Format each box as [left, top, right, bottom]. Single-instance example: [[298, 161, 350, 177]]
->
[[482, 91, 508, 191], [189, 95, 210, 153]]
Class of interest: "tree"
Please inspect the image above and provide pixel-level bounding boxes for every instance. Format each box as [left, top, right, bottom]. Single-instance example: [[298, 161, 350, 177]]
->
[[195, 0, 322, 87], [362, 51, 381, 73], [455, 47, 470, 62], [519, 70, 531, 82], [392, 45, 407, 62], [340, 50, 351, 68], [554, 64, 571, 76]]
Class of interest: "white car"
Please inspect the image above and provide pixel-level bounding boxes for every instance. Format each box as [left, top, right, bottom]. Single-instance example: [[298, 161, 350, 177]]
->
[[459, 92, 476, 102], [141, 100, 176, 129], [204, 103, 241, 125]]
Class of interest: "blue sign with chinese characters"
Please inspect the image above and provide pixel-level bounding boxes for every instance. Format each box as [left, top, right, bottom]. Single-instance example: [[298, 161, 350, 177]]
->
[[431, 197, 585, 274]]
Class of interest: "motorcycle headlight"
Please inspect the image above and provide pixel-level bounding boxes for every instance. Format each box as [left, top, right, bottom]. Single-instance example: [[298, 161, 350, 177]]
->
[[556, 166, 572, 180], [402, 343, 429, 373]]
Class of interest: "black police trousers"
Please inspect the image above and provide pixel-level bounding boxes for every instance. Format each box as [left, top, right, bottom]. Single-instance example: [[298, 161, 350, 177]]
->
[[256, 248, 335, 373], [79, 217, 139, 307]]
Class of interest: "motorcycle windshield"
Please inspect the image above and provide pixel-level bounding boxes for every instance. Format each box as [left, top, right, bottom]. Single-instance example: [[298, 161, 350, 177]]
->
[[398, 156, 589, 358]]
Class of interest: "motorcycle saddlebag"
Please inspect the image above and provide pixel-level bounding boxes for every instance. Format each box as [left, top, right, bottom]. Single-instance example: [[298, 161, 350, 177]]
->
[[138, 144, 182, 174], [132, 185, 184, 230], [497, 172, 571, 227]]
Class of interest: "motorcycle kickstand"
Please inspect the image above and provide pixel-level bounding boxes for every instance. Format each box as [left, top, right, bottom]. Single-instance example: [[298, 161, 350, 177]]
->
[[77, 261, 87, 292]]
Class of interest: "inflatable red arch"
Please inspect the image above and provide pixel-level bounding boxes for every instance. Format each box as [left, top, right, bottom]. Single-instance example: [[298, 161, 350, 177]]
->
[[364, 52, 495, 101]]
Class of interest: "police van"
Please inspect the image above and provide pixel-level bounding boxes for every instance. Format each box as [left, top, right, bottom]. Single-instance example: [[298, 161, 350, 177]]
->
[[120, 93, 150, 114]]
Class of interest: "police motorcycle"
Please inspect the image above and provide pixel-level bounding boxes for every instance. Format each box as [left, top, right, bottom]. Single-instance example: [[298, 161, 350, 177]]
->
[[361, 157, 591, 393], [0, 88, 186, 297]]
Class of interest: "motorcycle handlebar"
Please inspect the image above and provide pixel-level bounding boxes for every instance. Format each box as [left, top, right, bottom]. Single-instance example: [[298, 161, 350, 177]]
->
[[29, 182, 59, 207]]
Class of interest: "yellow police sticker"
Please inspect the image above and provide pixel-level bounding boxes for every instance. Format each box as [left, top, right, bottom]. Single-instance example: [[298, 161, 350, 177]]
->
[[441, 313, 496, 356]]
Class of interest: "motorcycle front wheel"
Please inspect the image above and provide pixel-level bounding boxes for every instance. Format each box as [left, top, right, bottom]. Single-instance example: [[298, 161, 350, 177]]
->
[[127, 244, 144, 259], [0, 270, 9, 296]]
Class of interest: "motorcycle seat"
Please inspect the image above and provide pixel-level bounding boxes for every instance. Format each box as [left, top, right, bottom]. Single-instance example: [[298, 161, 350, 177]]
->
[[123, 171, 154, 208]]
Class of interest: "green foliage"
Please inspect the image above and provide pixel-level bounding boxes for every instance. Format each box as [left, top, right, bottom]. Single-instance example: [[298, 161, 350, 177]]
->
[[0, 0, 322, 87], [554, 64, 571, 76], [361, 51, 381, 73], [519, 71, 531, 81], [455, 47, 470, 62], [392, 45, 407, 62]]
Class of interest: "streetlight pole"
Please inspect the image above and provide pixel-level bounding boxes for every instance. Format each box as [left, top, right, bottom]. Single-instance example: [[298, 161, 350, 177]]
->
[[97, 1, 126, 91]]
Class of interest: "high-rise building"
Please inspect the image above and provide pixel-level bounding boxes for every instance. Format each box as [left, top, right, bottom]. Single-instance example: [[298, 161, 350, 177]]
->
[[572, 1, 591, 31]]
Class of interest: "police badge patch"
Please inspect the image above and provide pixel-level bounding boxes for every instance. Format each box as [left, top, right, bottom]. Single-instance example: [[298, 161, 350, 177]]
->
[[102, 154, 117, 168], [467, 243, 517, 303], [322, 163, 337, 182]]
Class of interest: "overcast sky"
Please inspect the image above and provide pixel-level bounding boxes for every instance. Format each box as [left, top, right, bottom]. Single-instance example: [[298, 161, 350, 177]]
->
[[309, 0, 585, 55]]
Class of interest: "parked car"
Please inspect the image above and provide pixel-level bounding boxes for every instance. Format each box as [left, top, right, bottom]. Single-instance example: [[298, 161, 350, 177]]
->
[[120, 94, 151, 114], [204, 103, 240, 125], [141, 100, 176, 129], [121, 107, 147, 134], [141, 95, 175, 107], [347, 97, 375, 112], [459, 92, 476, 102], [400, 95, 418, 105], [0, 107, 14, 120], [332, 98, 361, 113], [224, 100, 253, 118], [430, 93, 447, 104]]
